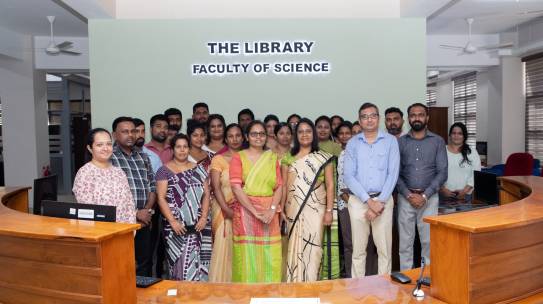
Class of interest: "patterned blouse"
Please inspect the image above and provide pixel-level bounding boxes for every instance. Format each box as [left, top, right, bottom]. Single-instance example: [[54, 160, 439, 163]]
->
[[73, 162, 136, 223]]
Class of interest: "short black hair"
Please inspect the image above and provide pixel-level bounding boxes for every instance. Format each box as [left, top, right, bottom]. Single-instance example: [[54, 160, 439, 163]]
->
[[170, 133, 191, 150], [287, 113, 301, 123], [358, 102, 379, 114], [244, 120, 266, 137], [186, 119, 207, 137], [315, 115, 331, 127], [407, 102, 428, 115], [264, 114, 280, 124], [274, 122, 291, 136], [150, 114, 169, 127], [85, 128, 111, 162], [238, 108, 255, 122], [193, 102, 209, 113], [133, 118, 144, 128], [385, 107, 404, 118], [164, 108, 182, 118], [334, 121, 353, 137], [331, 115, 344, 123], [112, 116, 134, 132], [291, 118, 319, 155]]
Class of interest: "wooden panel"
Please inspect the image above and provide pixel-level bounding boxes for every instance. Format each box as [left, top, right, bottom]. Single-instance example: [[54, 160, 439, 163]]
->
[[0, 255, 101, 295], [429, 225, 470, 304], [100, 231, 137, 304], [0, 234, 100, 267], [0, 283, 101, 304], [470, 267, 543, 304], [3, 188, 29, 213], [428, 107, 449, 143], [471, 222, 543, 257]]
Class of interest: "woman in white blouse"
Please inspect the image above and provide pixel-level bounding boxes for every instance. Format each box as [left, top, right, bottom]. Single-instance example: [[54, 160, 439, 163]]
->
[[440, 122, 481, 204]]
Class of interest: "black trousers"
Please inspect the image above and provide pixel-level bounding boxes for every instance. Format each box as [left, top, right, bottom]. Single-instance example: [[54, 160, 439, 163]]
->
[[135, 225, 153, 276]]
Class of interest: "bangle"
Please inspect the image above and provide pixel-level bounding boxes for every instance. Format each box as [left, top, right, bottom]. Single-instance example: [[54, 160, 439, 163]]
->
[[326, 208, 333, 212]]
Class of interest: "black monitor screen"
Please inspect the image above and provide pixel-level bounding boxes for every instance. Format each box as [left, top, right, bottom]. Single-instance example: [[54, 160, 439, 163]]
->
[[474, 171, 499, 204], [33, 175, 58, 215], [41, 200, 116, 222]]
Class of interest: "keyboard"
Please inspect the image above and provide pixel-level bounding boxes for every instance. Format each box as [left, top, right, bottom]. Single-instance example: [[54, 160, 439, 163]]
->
[[136, 276, 162, 288]]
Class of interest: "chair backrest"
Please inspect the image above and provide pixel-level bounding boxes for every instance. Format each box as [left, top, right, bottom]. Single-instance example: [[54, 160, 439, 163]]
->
[[32, 175, 58, 215], [503, 153, 534, 176]]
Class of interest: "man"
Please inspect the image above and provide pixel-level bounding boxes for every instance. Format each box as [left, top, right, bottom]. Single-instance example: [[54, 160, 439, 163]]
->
[[143, 114, 172, 174], [384, 107, 405, 138], [343, 102, 400, 277], [164, 108, 182, 133], [133, 118, 146, 150], [192, 102, 209, 123], [397, 103, 447, 270], [111, 116, 157, 277], [238, 108, 255, 131]]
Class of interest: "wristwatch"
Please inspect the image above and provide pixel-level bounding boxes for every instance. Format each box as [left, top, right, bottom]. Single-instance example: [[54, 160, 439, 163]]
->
[[270, 205, 277, 211], [421, 194, 428, 203], [326, 208, 333, 213], [147, 208, 155, 215]]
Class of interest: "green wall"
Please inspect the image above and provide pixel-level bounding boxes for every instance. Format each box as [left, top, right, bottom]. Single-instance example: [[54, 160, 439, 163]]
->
[[90, 19, 426, 132]]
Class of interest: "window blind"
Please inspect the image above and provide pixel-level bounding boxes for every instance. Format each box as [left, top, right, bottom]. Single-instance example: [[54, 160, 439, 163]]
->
[[525, 54, 543, 159], [453, 72, 477, 147]]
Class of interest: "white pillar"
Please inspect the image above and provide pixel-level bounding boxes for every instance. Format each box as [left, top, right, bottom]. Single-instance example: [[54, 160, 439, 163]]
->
[[0, 35, 50, 192]]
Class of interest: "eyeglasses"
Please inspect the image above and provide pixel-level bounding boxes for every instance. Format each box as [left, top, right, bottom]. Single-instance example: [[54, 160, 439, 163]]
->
[[249, 132, 267, 138], [360, 113, 379, 121]]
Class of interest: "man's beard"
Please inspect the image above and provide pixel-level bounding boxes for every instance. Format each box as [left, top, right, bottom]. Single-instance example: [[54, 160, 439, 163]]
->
[[410, 120, 426, 132], [387, 125, 402, 135], [152, 134, 166, 143], [170, 124, 181, 132], [135, 137, 145, 148]]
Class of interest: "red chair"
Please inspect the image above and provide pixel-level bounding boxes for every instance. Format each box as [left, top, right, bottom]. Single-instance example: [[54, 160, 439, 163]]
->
[[503, 153, 534, 176]]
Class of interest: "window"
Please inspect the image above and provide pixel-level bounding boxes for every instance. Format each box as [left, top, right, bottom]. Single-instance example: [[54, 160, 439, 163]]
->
[[426, 83, 437, 106], [524, 54, 543, 160], [453, 72, 477, 147]]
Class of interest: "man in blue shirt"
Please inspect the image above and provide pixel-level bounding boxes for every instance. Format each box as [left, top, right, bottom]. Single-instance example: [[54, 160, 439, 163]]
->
[[343, 102, 400, 277]]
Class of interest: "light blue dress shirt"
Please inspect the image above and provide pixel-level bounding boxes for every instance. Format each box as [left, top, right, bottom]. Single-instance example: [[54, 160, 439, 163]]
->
[[343, 130, 400, 204]]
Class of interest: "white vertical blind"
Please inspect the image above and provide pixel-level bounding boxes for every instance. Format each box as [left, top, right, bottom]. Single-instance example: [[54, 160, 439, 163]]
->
[[525, 55, 543, 160], [453, 72, 477, 147], [426, 83, 437, 106]]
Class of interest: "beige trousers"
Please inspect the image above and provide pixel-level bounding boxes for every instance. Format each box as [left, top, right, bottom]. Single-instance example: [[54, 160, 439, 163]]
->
[[348, 195, 394, 277]]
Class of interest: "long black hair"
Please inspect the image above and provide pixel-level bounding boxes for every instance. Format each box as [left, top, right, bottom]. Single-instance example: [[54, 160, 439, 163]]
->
[[449, 122, 472, 166], [291, 118, 320, 156], [85, 128, 111, 162]]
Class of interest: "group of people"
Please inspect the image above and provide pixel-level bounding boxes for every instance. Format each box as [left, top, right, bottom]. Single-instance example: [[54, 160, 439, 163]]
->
[[72, 101, 481, 283]]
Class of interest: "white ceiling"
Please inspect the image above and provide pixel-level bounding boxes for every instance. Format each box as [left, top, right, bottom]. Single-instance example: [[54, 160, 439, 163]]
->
[[0, 0, 88, 37]]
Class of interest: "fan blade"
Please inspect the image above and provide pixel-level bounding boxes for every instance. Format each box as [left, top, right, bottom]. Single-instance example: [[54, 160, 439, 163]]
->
[[440, 44, 464, 50], [56, 41, 73, 49], [479, 42, 514, 50], [60, 50, 81, 55]]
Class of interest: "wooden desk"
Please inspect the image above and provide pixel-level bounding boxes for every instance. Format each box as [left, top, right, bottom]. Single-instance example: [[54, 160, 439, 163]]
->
[[425, 176, 543, 304], [137, 268, 442, 304], [0, 187, 140, 304]]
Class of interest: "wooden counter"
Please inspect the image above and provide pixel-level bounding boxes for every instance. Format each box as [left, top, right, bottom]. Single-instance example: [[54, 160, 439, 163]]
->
[[424, 176, 543, 304], [0, 187, 140, 304]]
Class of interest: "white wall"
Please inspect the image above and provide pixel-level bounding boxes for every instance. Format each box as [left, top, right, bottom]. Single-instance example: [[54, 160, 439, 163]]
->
[[500, 57, 525, 161], [0, 26, 24, 60], [0, 35, 50, 192], [114, 0, 400, 18]]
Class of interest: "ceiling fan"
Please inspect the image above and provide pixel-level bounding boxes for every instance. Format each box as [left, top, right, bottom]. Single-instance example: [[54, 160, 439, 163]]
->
[[439, 18, 513, 55], [45, 16, 80, 56]]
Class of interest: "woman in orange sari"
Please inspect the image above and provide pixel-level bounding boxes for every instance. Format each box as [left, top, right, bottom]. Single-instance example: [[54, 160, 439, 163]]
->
[[230, 121, 283, 282], [208, 124, 243, 282]]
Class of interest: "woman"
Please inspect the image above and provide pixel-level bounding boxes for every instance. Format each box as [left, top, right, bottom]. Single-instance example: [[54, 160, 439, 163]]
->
[[208, 124, 243, 282], [352, 121, 362, 135], [335, 121, 354, 278], [271, 122, 293, 160], [315, 115, 342, 279], [155, 133, 212, 281], [264, 114, 280, 150], [207, 114, 228, 154], [287, 113, 301, 131], [73, 128, 136, 224], [229, 121, 283, 283], [282, 118, 335, 282], [187, 121, 214, 171], [440, 122, 481, 204]]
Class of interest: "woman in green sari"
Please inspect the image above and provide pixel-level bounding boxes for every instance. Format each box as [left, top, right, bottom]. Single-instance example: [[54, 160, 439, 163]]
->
[[229, 120, 283, 283], [315, 115, 342, 279], [282, 118, 335, 282]]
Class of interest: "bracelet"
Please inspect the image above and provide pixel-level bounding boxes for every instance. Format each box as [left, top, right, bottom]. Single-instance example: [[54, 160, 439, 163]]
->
[[326, 208, 333, 212]]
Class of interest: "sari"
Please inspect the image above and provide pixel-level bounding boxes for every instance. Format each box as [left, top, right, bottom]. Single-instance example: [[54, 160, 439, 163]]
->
[[208, 155, 234, 282], [283, 151, 335, 282], [229, 150, 283, 283], [189, 150, 214, 172], [318, 140, 342, 279], [155, 164, 212, 281]]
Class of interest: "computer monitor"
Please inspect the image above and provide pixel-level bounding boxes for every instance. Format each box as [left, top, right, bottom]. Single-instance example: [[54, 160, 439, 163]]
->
[[41, 200, 116, 222], [474, 170, 499, 204], [33, 175, 58, 215]]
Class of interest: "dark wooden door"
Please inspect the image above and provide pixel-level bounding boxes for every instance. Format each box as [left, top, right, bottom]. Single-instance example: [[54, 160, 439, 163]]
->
[[428, 107, 448, 143]]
